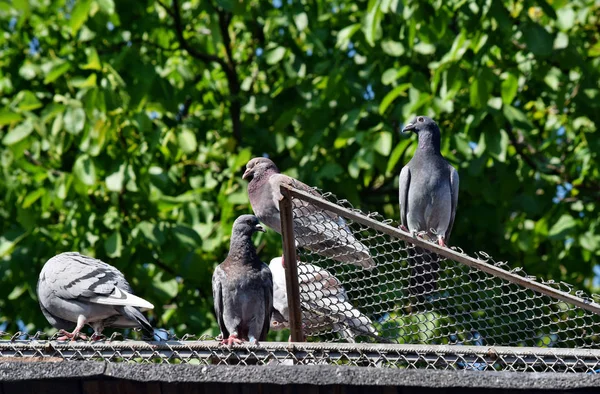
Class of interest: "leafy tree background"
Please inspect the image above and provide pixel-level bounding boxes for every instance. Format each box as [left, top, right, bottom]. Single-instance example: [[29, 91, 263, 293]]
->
[[0, 0, 599, 338]]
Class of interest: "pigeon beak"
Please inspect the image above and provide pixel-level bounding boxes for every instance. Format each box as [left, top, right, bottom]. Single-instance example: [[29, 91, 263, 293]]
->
[[242, 167, 252, 180], [402, 123, 415, 133], [255, 224, 266, 233]]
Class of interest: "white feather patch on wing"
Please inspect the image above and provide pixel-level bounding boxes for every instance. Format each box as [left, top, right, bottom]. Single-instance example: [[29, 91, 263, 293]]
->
[[89, 287, 154, 311]]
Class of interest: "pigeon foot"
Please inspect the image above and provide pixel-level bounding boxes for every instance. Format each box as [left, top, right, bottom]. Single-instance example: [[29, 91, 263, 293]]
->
[[221, 335, 244, 346], [91, 333, 106, 341], [57, 329, 88, 341]]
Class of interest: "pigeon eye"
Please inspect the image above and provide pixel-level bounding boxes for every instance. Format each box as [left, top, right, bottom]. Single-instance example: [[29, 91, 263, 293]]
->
[[417, 116, 424, 122]]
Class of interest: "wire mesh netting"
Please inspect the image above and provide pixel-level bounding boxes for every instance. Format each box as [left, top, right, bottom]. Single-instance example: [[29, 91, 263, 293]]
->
[[280, 185, 600, 350], [1, 333, 600, 373]]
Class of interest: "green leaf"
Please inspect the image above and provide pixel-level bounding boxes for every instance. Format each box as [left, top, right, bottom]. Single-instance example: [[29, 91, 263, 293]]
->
[[73, 154, 97, 186], [386, 138, 411, 174], [69, 0, 93, 35], [8, 285, 27, 300], [81, 48, 102, 70], [104, 231, 122, 258], [16, 91, 42, 111], [484, 130, 509, 162], [22, 188, 46, 208], [3, 120, 34, 145], [470, 79, 489, 109], [362, 0, 383, 46], [64, 107, 86, 135], [379, 83, 410, 114], [106, 163, 126, 192], [556, 7, 575, 30], [413, 42, 436, 55], [553, 32, 569, 50], [501, 73, 518, 104], [136, 221, 166, 246], [0, 230, 28, 258], [96, 0, 115, 14], [548, 214, 577, 240], [178, 129, 198, 154], [522, 23, 553, 57], [0, 111, 23, 126], [265, 47, 286, 65], [373, 131, 392, 155], [43, 62, 71, 84], [294, 12, 308, 31], [588, 42, 600, 58], [336, 24, 361, 49], [580, 231, 600, 251], [503, 105, 534, 129], [153, 272, 178, 299], [381, 40, 404, 56], [172, 224, 202, 248]]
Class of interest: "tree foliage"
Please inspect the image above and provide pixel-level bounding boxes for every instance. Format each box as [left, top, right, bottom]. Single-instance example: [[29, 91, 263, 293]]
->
[[0, 0, 599, 336]]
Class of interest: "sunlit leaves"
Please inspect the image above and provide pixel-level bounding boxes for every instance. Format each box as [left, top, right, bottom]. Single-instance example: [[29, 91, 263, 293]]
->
[[69, 0, 92, 35]]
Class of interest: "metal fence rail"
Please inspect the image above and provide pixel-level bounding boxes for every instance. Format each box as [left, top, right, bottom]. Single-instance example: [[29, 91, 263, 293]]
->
[[277, 185, 600, 349], [1, 339, 600, 373]]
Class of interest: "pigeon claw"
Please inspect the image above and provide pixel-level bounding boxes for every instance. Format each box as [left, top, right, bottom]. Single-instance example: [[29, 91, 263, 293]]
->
[[221, 335, 244, 346], [437, 237, 447, 247], [57, 329, 88, 342], [400, 225, 409, 232], [90, 333, 106, 341]]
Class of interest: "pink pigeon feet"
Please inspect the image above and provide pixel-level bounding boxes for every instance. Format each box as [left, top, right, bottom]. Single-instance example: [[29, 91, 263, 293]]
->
[[437, 237, 447, 247], [400, 225, 409, 232], [56, 329, 88, 341], [221, 334, 244, 346]]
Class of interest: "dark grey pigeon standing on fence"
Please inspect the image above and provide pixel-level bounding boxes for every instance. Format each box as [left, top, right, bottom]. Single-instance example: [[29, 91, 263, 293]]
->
[[212, 214, 273, 346], [37, 252, 154, 340], [243, 157, 375, 269], [399, 116, 459, 297]]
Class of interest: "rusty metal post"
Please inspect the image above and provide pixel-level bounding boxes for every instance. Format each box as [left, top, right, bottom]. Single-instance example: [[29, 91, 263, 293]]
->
[[278, 185, 304, 342]]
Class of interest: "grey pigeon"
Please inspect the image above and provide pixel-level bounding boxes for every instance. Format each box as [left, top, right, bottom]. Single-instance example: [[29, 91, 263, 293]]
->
[[212, 214, 273, 345], [269, 256, 377, 341], [243, 157, 375, 269], [399, 116, 459, 296], [37, 252, 154, 340]]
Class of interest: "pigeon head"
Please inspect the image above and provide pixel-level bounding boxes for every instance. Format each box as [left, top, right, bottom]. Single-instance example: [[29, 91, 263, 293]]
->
[[243, 157, 279, 181], [402, 116, 441, 152], [232, 214, 266, 237], [401, 116, 439, 134]]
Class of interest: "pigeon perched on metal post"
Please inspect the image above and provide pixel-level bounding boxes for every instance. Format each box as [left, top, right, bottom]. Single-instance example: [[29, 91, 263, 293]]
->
[[399, 116, 459, 297], [243, 157, 375, 270], [212, 214, 273, 346], [269, 256, 378, 342], [37, 252, 154, 341]]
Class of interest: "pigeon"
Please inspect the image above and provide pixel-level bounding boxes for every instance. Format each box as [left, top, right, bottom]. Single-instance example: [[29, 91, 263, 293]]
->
[[243, 157, 375, 269], [212, 214, 273, 345], [269, 256, 378, 341], [37, 252, 154, 340], [399, 116, 459, 296]]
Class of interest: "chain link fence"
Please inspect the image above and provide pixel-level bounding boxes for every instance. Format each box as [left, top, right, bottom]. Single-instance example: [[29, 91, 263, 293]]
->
[[1, 334, 600, 373], [277, 185, 600, 350], [1, 185, 600, 374]]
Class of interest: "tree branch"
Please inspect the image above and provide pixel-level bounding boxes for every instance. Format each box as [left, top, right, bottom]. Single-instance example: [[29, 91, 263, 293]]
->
[[166, 0, 228, 68], [215, 6, 242, 145], [161, 0, 243, 146]]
